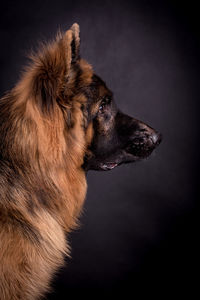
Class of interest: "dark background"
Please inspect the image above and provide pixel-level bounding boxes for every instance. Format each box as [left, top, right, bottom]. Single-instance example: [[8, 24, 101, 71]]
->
[[0, 0, 199, 298]]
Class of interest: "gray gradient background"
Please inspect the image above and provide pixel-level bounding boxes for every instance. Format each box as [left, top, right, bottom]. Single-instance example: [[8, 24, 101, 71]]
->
[[0, 0, 198, 298]]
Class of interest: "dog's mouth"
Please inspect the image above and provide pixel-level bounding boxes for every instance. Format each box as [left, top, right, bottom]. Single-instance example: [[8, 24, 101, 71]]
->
[[99, 162, 118, 170], [98, 134, 162, 171], [83, 133, 162, 172]]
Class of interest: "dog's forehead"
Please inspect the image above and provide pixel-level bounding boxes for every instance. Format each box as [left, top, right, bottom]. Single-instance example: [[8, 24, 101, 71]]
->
[[90, 74, 106, 90], [75, 60, 112, 108], [89, 74, 112, 100]]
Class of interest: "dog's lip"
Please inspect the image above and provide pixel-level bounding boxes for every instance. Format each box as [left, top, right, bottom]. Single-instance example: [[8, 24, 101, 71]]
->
[[100, 162, 118, 170]]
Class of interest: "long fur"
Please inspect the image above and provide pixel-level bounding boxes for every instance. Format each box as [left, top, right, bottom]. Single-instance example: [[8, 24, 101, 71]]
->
[[0, 24, 93, 299]]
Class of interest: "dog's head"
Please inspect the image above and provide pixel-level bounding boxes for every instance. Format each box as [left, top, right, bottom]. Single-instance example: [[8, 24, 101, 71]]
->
[[23, 23, 161, 171], [81, 74, 162, 171]]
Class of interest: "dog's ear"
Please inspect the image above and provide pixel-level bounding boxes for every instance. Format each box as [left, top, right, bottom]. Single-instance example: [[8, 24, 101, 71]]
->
[[63, 23, 80, 77], [32, 23, 80, 114], [70, 23, 80, 64]]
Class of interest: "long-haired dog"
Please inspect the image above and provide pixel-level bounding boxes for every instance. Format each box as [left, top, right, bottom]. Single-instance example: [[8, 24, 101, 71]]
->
[[0, 24, 161, 299]]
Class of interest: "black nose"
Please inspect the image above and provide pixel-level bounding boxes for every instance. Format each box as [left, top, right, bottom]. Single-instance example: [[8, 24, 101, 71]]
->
[[150, 132, 162, 145]]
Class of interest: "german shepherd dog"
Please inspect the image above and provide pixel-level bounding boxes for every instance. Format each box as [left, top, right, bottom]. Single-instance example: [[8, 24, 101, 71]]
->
[[0, 24, 161, 299]]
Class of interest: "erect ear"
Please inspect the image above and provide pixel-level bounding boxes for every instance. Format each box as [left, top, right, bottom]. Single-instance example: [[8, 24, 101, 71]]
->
[[32, 23, 81, 114], [70, 23, 80, 64], [63, 23, 80, 77]]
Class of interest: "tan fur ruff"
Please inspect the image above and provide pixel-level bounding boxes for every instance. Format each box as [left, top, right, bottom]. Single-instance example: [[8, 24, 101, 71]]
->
[[0, 23, 94, 299]]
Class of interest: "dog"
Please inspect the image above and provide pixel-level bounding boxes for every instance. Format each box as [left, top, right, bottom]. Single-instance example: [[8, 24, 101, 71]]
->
[[0, 23, 161, 299]]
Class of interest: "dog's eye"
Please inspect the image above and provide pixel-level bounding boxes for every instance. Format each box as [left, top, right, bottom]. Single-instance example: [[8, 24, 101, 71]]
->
[[98, 97, 110, 114], [99, 101, 106, 113]]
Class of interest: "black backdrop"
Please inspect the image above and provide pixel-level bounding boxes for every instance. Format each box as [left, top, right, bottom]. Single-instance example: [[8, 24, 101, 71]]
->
[[0, 0, 199, 298]]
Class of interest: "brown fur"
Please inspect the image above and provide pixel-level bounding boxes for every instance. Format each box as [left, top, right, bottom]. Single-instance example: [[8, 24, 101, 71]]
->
[[0, 24, 94, 299]]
